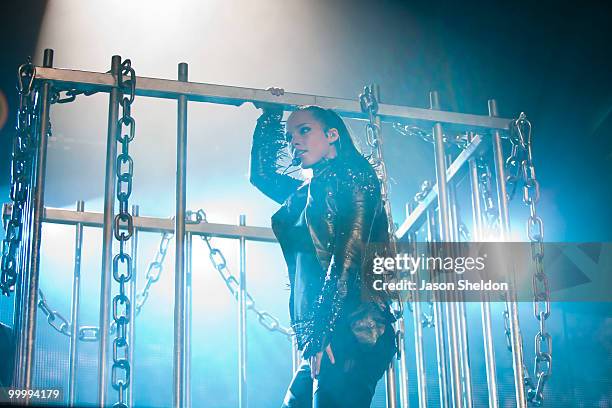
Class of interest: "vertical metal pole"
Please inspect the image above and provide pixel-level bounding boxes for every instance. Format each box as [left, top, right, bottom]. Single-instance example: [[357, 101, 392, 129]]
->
[[127, 204, 139, 408], [442, 300, 459, 402], [406, 203, 427, 408], [98, 54, 121, 407], [489, 99, 526, 408], [173, 62, 189, 408], [489, 100, 510, 236], [385, 360, 397, 408], [68, 200, 85, 406], [430, 91, 463, 408], [446, 155, 459, 243], [20, 48, 53, 391], [455, 295, 472, 408], [396, 316, 409, 408], [411, 299, 427, 408], [429, 93, 452, 242], [481, 297, 499, 408], [238, 214, 248, 408], [467, 137, 483, 240], [427, 209, 450, 408], [185, 231, 193, 408], [469, 134, 499, 408], [445, 154, 474, 408]]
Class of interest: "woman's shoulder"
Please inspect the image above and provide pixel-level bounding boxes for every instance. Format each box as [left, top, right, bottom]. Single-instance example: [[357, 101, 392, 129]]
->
[[330, 155, 381, 194], [334, 155, 378, 179]]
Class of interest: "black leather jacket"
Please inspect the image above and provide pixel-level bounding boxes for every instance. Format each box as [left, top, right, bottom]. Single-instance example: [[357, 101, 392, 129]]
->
[[249, 109, 396, 359]]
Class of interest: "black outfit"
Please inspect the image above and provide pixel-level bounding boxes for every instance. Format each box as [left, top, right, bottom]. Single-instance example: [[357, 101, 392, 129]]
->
[[0, 323, 14, 389], [249, 109, 397, 407]]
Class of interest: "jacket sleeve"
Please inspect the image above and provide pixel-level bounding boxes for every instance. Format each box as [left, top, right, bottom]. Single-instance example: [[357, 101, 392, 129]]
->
[[249, 109, 303, 204], [302, 168, 381, 358]]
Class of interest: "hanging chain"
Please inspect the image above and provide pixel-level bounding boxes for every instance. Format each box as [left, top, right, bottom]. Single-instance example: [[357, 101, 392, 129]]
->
[[393, 123, 432, 143], [36, 288, 101, 341], [134, 230, 173, 316], [50, 68, 113, 105], [2, 59, 101, 339], [360, 85, 386, 175], [476, 155, 500, 238], [111, 59, 136, 408], [35, 227, 171, 341], [412, 181, 435, 328], [361, 85, 411, 364], [502, 307, 513, 351], [131, 209, 293, 341], [392, 123, 469, 149], [193, 209, 293, 341], [458, 222, 471, 242], [50, 88, 99, 105], [505, 119, 524, 201], [35, 206, 292, 344], [359, 84, 397, 245], [1, 60, 37, 296], [37, 288, 70, 336], [505, 113, 551, 406]]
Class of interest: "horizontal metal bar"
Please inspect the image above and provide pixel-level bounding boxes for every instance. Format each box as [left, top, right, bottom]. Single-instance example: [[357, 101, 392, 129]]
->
[[2, 205, 277, 243], [35, 67, 511, 130], [395, 133, 485, 239]]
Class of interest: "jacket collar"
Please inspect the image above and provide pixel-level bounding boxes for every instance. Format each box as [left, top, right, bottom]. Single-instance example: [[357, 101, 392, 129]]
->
[[310, 156, 336, 178]]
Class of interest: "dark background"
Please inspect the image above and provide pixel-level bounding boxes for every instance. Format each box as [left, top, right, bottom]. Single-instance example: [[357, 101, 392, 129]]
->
[[1, 1, 610, 240], [0, 1, 611, 407]]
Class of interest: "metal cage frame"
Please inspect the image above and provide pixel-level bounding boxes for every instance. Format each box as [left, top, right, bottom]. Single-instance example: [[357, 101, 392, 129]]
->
[[2, 48, 540, 408]]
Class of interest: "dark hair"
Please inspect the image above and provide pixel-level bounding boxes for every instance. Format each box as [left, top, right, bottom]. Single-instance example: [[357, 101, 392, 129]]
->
[[295, 105, 363, 160]]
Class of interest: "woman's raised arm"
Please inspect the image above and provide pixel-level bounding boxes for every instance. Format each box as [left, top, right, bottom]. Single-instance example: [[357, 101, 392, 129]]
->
[[249, 108, 302, 204]]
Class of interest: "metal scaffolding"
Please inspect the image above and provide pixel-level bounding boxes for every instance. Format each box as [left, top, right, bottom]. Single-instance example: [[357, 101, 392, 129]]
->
[[0, 48, 551, 408]]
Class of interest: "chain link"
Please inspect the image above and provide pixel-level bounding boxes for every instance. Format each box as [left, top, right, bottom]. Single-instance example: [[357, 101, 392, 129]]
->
[[392, 123, 469, 149], [50, 88, 99, 105], [1, 60, 37, 296], [111, 59, 136, 407], [49, 67, 113, 105], [79, 326, 101, 342], [37, 289, 71, 336], [36, 288, 101, 341], [505, 125, 523, 201], [134, 230, 173, 317], [502, 307, 513, 351], [476, 155, 501, 238], [360, 86, 387, 179], [421, 302, 435, 328]]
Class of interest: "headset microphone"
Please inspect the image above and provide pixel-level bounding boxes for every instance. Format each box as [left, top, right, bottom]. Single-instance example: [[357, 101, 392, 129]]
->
[[289, 146, 302, 166]]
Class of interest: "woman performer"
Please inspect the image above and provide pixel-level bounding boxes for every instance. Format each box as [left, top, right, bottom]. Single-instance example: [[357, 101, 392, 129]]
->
[[250, 89, 397, 408]]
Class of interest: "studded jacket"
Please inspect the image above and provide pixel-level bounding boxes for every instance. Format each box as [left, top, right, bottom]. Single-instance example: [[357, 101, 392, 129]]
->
[[249, 109, 396, 359]]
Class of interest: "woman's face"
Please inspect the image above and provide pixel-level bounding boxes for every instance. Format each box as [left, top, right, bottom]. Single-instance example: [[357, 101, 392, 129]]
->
[[285, 110, 339, 169]]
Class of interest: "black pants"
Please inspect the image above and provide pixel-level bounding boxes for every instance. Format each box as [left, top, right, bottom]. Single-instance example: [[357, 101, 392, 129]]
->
[[0, 323, 13, 387], [281, 324, 395, 408]]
